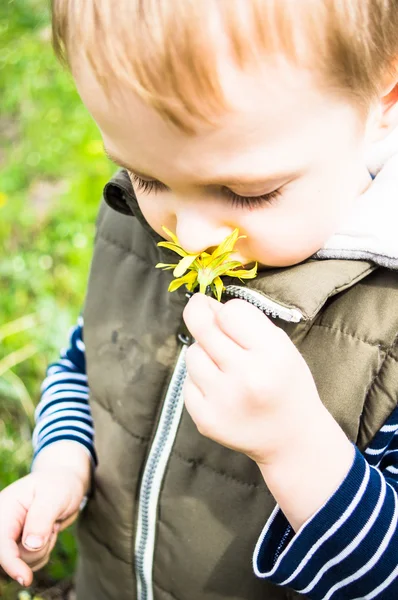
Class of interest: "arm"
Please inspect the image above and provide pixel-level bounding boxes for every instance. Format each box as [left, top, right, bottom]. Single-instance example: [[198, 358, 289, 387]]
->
[[254, 406, 398, 599], [0, 317, 95, 587], [182, 293, 398, 600], [32, 316, 97, 476]]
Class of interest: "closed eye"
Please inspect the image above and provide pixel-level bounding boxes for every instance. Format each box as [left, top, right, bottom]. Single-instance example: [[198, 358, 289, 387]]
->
[[131, 174, 281, 209]]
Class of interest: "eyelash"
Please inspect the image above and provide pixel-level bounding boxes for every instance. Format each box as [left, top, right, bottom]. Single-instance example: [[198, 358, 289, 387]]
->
[[131, 174, 281, 209]]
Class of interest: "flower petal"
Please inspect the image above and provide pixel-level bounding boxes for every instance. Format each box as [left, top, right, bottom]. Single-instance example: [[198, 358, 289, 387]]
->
[[212, 277, 224, 301], [225, 263, 258, 279], [161, 225, 179, 245], [156, 262, 177, 270], [212, 229, 245, 257], [205, 251, 233, 270], [158, 241, 188, 258], [168, 271, 198, 292], [173, 254, 199, 277], [211, 261, 243, 278]]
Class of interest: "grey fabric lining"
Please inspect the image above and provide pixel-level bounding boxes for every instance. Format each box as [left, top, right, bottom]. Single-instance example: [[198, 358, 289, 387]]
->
[[314, 248, 398, 271]]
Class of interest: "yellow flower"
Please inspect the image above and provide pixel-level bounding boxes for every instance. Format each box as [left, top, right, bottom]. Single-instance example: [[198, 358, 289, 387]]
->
[[156, 226, 257, 301]]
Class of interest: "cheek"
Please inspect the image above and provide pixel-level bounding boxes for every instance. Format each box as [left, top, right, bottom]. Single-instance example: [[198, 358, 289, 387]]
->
[[135, 191, 173, 237], [242, 190, 348, 266]]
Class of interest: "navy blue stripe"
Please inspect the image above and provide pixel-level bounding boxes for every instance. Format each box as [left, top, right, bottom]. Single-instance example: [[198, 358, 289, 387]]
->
[[37, 396, 90, 419], [37, 414, 93, 436], [255, 415, 398, 598], [38, 424, 94, 444], [34, 434, 97, 464]]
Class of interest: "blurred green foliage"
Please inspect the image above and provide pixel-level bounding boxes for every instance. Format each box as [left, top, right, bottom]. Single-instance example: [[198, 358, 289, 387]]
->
[[0, 0, 115, 596]]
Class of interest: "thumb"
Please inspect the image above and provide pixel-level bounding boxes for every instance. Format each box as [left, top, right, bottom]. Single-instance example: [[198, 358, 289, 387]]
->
[[22, 485, 68, 551]]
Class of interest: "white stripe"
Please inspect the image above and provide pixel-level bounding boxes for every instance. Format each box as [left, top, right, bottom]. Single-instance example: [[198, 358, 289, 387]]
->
[[47, 366, 64, 375], [380, 423, 398, 433], [385, 465, 398, 475], [36, 419, 94, 443], [76, 338, 86, 352], [321, 477, 398, 599], [36, 391, 89, 418], [38, 423, 93, 446], [352, 554, 398, 599], [254, 457, 369, 582], [39, 390, 89, 403], [281, 462, 370, 586], [41, 383, 89, 402], [298, 467, 385, 594], [36, 400, 91, 419], [376, 448, 398, 469], [365, 445, 390, 456], [77, 316, 84, 327], [35, 429, 92, 451], [58, 357, 82, 368], [33, 409, 93, 445], [35, 408, 93, 430], [41, 371, 87, 392], [47, 358, 81, 372]]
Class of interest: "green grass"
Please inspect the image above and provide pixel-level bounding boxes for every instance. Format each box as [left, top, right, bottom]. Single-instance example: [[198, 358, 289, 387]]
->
[[0, 0, 115, 596]]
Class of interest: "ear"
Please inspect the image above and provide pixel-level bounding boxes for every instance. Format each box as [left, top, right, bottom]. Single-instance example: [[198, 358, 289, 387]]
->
[[367, 74, 398, 143], [365, 73, 398, 174], [378, 81, 398, 135]]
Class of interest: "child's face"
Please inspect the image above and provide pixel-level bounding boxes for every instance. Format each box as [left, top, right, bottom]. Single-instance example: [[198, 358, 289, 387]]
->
[[76, 56, 372, 268]]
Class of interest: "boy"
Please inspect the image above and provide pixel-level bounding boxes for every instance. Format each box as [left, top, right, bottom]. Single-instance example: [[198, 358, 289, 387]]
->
[[1, 1, 398, 598]]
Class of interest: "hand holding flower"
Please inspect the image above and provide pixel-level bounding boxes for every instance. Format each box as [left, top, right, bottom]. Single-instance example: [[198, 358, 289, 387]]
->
[[182, 293, 321, 465], [182, 293, 355, 531]]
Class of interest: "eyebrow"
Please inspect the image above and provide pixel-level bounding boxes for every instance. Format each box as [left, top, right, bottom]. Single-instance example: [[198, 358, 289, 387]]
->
[[104, 147, 153, 180], [104, 145, 295, 187]]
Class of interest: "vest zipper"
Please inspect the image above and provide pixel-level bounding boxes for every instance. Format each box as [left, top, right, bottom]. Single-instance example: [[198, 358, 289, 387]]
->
[[135, 343, 188, 600], [134, 287, 303, 600], [224, 285, 303, 323]]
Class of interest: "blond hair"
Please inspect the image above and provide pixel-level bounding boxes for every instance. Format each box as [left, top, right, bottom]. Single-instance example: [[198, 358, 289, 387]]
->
[[52, 0, 398, 132]]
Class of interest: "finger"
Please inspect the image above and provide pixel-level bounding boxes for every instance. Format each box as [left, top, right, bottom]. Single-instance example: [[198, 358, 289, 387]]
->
[[185, 342, 221, 395], [183, 374, 217, 439], [0, 494, 33, 585], [31, 555, 52, 572], [22, 532, 58, 573], [56, 510, 79, 532], [22, 483, 69, 553], [215, 298, 276, 349], [0, 536, 33, 587], [183, 293, 242, 370], [183, 373, 204, 416], [19, 531, 58, 566]]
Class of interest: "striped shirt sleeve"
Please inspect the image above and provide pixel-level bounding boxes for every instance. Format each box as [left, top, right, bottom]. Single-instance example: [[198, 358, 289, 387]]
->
[[254, 407, 398, 599], [32, 317, 97, 466]]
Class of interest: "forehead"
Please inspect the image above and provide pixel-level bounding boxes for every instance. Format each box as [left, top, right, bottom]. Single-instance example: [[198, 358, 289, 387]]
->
[[75, 52, 357, 182]]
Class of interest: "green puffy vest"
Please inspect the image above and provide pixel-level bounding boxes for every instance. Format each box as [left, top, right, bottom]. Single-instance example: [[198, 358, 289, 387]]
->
[[76, 170, 398, 600]]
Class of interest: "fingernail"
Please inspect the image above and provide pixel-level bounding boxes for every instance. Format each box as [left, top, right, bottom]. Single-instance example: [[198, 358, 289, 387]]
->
[[24, 534, 44, 549], [16, 576, 24, 586]]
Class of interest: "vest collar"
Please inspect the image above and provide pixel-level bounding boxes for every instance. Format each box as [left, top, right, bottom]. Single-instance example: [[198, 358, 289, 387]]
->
[[103, 169, 377, 321]]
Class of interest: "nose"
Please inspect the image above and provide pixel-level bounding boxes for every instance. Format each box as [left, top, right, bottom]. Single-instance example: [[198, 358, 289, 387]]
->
[[175, 208, 233, 255]]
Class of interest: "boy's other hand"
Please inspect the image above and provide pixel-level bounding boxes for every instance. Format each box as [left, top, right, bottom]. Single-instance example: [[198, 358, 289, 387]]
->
[[182, 293, 322, 465], [0, 465, 87, 587]]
